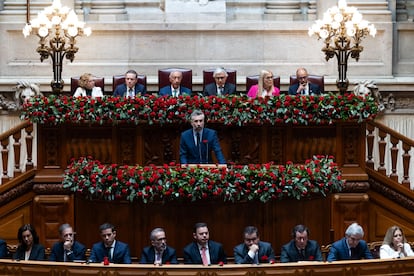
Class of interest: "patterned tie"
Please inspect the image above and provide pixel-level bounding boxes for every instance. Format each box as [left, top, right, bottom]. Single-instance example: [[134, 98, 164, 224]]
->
[[173, 89, 178, 97], [155, 252, 162, 264], [201, 247, 208, 266]]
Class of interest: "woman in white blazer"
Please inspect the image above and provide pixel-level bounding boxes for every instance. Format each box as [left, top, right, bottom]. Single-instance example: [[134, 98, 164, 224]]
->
[[380, 225, 414, 259], [73, 73, 103, 98]]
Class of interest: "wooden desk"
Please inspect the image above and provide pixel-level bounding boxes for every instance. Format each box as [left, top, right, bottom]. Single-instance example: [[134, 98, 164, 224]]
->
[[1, 258, 414, 275]]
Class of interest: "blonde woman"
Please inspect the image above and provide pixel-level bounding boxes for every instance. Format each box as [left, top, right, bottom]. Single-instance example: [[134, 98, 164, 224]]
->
[[73, 73, 103, 98], [247, 70, 280, 98], [380, 226, 414, 259]]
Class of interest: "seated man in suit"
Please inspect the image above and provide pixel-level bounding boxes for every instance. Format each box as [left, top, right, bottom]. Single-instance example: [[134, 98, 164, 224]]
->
[[0, 239, 7, 258], [234, 226, 276, 264], [140, 227, 178, 265], [159, 71, 191, 97], [288, 67, 322, 96], [113, 69, 147, 98], [327, 222, 373, 261], [49, 223, 86, 262], [179, 109, 226, 164], [280, 224, 323, 262], [183, 222, 227, 265], [89, 222, 132, 264], [203, 67, 236, 96]]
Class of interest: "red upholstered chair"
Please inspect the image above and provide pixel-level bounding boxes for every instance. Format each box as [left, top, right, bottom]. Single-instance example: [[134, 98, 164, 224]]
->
[[112, 74, 147, 94], [158, 68, 192, 92], [245, 75, 281, 94], [71, 76, 104, 94], [289, 75, 325, 93], [202, 68, 237, 92]]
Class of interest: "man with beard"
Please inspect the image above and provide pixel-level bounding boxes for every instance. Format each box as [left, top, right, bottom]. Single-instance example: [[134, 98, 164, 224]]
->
[[179, 109, 226, 164], [140, 228, 178, 265]]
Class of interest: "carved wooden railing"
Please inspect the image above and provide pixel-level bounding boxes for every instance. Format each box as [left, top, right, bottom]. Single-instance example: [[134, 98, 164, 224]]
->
[[0, 120, 34, 184], [366, 120, 414, 190]]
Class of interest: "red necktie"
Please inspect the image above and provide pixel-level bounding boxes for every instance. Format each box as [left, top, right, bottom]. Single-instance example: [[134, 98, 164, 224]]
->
[[201, 247, 208, 266]]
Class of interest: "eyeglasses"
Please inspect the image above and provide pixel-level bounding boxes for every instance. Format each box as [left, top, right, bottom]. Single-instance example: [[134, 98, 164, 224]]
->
[[215, 76, 226, 80], [298, 76, 308, 80]]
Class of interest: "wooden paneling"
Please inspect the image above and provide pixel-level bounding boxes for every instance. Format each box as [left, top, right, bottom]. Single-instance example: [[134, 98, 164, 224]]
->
[[33, 195, 74, 248], [75, 196, 331, 259]]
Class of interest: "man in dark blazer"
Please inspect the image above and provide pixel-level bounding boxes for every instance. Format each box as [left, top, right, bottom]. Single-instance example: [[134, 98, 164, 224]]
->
[[49, 223, 86, 262], [180, 109, 226, 164], [327, 222, 373, 261], [89, 222, 132, 264], [280, 224, 323, 262], [140, 227, 178, 264], [288, 67, 322, 95], [203, 67, 236, 96], [234, 226, 276, 264], [183, 222, 227, 265], [113, 69, 147, 97], [159, 71, 191, 97]]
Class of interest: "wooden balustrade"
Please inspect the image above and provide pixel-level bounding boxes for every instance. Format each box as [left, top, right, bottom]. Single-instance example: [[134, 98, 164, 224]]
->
[[0, 121, 33, 184], [366, 120, 414, 188]]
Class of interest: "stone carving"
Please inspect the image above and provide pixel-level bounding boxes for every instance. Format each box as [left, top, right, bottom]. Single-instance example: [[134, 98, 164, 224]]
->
[[353, 80, 396, 111], [15, 81, 42, 109]]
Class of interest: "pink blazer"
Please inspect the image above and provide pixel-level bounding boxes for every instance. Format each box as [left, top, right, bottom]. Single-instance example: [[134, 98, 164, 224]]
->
[[247, 85, 280, 98]]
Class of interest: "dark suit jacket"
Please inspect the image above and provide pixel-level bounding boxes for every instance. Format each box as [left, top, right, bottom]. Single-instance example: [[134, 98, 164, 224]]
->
[[159, 85, 191, 96], [280, 239, 323, 262], [288, 83, 322, 95], [13, 243, 45, 261], [113, 83, 147, 97], [183, 240, 227, 264], [327, 237, 373, 261], [203, 82, 236, 96], [179, 128, 226, 164], [89, 240, 132, 264], [0, 239, 7, 258], [49, 241, 86, 262], [233, 241, 276, 264], [139, 245, 178, 264]]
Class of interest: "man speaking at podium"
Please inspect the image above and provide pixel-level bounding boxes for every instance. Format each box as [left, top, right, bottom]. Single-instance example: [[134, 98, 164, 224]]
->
[[179, 110, 226, 165]]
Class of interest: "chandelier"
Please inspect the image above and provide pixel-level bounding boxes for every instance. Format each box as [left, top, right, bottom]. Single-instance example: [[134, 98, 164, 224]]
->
[[22, 0, 91, 93], [308, 0, 376, 93]]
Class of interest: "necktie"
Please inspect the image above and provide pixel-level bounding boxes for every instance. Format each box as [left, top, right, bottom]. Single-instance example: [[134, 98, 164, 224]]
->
[[106, 247, 112, 262], [173, 89, 178, 97], [201, 247, 208, 266], [253, 252, 259, 264], [300, 249, 305, 261], [350, 247, 356, 259], [128, 89, 133, 97], [155, 252, 162, 264], [219, 86, 224, 95], [196, 132, 200, 147]]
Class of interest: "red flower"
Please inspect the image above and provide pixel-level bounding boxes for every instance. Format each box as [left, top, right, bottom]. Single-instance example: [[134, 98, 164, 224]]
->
[[309, 255, 314, 260], [261, 255, 268, 261], [203, 140, 208, 144], [218, 261, 224, 266]]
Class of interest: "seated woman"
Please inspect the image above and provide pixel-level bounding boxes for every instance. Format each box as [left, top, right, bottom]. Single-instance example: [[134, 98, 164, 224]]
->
[[380, 225, 414, 259], [13, 224, 45, 261], [73, 73, 103, 98], [247, 70, 280, 98]]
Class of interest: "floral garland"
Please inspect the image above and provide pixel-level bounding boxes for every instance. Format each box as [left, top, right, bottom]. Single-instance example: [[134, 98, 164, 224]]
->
[[62, 155, 345, 203], [21, 93, 378, 126]]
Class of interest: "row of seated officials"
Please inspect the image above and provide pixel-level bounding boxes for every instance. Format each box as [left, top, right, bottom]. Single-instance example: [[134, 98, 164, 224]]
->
[[72, 67, 325, 98], [1, 222, 412, 264]]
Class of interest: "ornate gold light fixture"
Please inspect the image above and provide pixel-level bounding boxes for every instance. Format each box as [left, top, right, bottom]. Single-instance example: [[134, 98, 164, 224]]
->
[[22, 0, 91, 93], [308, 0, 376, 93]]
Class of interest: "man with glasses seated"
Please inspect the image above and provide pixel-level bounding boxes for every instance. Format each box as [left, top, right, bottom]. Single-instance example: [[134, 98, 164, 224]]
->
[[327, 222, 373, 261], [233, 226, 276, 264], [49, 223, 86, 262], [288, 67, 322, 96], [203, 67, 236, 96], [140, 227, 178, 265]]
